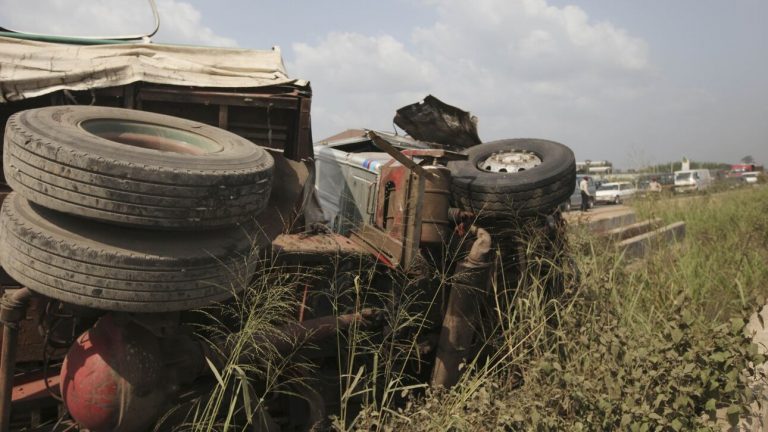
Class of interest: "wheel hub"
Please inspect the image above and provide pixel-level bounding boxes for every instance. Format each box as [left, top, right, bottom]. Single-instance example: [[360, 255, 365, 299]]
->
[[80, 119, 221, 155], [479, 150, 541, 173]]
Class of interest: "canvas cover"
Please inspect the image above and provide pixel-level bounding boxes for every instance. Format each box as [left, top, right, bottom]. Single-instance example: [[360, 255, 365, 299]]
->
[[0, 36, 307, 103]]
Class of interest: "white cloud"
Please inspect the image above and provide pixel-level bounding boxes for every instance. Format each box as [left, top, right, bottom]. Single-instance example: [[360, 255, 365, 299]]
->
[[290, 0, 656, 160], [0, 0, 235, 47], [154, 0, 236, 47], [291, 32, 438, 137], [293, 32, 436, 93]]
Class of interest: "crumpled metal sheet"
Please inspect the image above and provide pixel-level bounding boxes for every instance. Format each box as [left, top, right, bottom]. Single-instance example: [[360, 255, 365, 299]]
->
[[394, 95, 482, 149]]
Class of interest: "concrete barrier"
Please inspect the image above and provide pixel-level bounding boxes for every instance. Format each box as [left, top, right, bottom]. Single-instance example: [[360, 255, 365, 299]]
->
[[601, 218, 661, 242], [564, 206, 637, 233], [617, 221, 686, 260]]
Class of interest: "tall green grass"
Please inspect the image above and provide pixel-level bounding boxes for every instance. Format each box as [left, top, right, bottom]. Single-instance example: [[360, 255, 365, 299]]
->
[[184, 187, 768, 431], [164, 253, 311, 432], [349, 186, 768, 431], [631, 187, 768, 321]]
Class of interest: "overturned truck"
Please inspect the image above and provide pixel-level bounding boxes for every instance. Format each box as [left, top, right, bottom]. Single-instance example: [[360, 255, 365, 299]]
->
[[0, 33, 575, 431]]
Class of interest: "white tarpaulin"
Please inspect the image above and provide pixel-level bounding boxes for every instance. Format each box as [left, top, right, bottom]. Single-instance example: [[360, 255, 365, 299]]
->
[[0, 36, 307, 103]]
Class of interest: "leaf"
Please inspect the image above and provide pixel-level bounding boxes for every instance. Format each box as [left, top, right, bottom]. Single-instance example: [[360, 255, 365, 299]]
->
[[674, 395, 692, 409], [205, 357, 226, 388], [705, 398, 717, 412], [731, 318, 745, 334], [670, 328, 683, 344], [621, 414, 632, 426], [611, 343, 620, 357], [670, 418, 683, 431], [726, 405, 742, 426], [682, 310, 695, 326], [710, 352, 728, 362], [341, 366, 366, 400]]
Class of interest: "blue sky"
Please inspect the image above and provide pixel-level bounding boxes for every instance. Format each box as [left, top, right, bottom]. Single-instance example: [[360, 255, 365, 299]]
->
[[2, 0, 766, 168]]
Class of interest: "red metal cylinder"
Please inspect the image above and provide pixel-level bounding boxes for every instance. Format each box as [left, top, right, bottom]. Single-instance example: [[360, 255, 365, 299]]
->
[[60, 314, 168, 432]]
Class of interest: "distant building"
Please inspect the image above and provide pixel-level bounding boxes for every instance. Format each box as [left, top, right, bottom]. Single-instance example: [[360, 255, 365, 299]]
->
[[576, 160, 613, 174]]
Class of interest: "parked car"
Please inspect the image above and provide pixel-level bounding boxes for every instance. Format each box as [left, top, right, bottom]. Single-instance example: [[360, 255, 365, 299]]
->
[[742, 172, 761, 184], [674, 169, 713, 192], [595, 181, 636, 204], [561, 175, 596, 211]]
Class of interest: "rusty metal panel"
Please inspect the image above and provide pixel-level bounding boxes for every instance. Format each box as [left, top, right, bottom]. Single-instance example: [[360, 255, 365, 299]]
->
[[272, 233, 369, 265], [12, 372, 60, 405], [91, 84, 310, 159], [420, 165, 452, 245], [349, 166, 425, 269], [136, 87, 300, 109], [401, 171, 425, 268], [376, 164, 408, 235], [217, 104, 228, 129], [294, 95, 314, 160], [349, 224, 404, 267]]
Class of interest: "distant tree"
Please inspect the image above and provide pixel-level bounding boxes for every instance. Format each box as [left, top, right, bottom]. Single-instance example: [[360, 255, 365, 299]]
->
[[741, 155, 755, 164], [641, 161, 730, 173]]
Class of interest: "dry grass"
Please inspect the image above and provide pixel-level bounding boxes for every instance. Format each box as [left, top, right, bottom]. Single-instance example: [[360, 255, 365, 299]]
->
[[185, 186, 768, 431]]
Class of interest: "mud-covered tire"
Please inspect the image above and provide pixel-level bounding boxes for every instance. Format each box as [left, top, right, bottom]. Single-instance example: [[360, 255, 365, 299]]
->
[[448, 139, 576, 216], [0, 193, 255, 312], [4, 106, 273, 229]]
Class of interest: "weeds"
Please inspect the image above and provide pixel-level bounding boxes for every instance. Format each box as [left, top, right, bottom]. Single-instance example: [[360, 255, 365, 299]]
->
[[167, 246, 313, 432], [350, 187, 768, 431], [186, 187, 768, 431], [632, 187, 768, 321]]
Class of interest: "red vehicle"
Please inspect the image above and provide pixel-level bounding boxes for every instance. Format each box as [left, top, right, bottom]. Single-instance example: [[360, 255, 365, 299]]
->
[[729, 163, 762, 177]]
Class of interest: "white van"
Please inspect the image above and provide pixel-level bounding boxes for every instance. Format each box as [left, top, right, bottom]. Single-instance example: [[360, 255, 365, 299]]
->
[[674, 169, 713, 192]]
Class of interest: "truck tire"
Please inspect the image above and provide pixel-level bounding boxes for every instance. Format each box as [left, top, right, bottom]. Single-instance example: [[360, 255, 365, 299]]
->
[[0, 193, 255, 312], [4, 106, 273, 229], [448, 139, 576, 216]]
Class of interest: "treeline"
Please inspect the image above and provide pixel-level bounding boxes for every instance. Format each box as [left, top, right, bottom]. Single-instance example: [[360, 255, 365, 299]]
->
[[640, 161, 731, 173]]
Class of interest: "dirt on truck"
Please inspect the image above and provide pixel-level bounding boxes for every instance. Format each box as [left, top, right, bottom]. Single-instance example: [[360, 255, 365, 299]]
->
[[0, 30, 575, 432]]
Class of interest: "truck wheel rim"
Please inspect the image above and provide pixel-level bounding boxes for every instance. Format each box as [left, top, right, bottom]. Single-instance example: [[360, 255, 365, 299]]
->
[[478, 150, 542, 173], [80, 119, 222, 155]]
